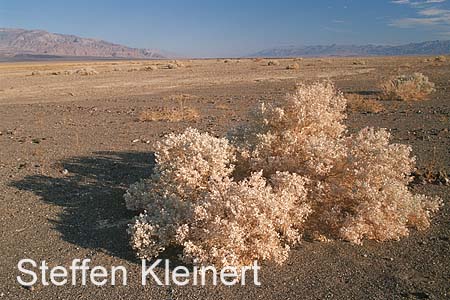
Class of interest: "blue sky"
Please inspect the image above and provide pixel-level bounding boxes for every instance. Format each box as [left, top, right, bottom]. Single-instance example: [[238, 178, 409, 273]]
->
[[1, 0, 449, 57]]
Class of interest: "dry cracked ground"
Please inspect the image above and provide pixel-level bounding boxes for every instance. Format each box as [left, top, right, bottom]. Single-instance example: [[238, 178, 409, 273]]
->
[[0, 57, 449, 299]]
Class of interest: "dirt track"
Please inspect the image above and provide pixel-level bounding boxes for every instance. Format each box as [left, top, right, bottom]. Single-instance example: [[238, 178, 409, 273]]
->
[[0, 57, 449, 299]]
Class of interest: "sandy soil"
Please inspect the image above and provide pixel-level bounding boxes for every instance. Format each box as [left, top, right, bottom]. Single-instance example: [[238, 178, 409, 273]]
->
[[0, 57, 449, 299]]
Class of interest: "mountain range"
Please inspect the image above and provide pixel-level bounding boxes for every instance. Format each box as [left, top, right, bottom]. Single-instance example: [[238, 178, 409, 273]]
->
[[249, 41, 450, 58], [0, 28, 166, 60], [1, 28, 450, 60]]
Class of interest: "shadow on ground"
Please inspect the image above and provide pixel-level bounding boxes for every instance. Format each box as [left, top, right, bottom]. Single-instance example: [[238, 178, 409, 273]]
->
[[352, 90, 381, 96], [11, 151, 155, 261]]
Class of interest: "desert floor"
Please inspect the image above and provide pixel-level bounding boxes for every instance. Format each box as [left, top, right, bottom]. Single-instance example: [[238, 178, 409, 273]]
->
[[0, 57, 449, 299]]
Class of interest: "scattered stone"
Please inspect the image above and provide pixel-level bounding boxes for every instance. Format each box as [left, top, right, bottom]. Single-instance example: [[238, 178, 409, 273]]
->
[[62, 169, 69, 176], [23, 285, 34, 291], [438, 235, 449, 241], [132, 139, 140, 143], [408, 291, 430, 299]]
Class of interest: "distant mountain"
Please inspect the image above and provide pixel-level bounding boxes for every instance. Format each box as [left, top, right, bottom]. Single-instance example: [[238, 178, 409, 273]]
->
[[249, 41, 450, 58], [0, 28, 166, 60]]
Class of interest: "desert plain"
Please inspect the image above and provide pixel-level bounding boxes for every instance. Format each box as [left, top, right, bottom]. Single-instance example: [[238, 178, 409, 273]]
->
[[0, 57, 449, 299]]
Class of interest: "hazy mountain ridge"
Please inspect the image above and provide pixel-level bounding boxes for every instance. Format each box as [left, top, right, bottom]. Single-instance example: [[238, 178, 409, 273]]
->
[[250, 41, 450, 57], [0, 28, 166, 59]]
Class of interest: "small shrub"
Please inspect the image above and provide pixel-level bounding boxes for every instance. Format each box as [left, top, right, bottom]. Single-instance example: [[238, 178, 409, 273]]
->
[[164, 94, 197, 102], [138, 107, 199, 122], [75, 67, 98, 75], [126, 81, 441, 269], [286, 63, 300, 70], [381, 73, 435, 101], [215, 103, 230, 110], [353, 60, 366, 65], [434, 55, 446, 62], [173, 60, 185, 68], [143, 65, 158, 71], [267, 60, 280, 66], [346, 93, 384, 113], [167, 63, 178, 69]]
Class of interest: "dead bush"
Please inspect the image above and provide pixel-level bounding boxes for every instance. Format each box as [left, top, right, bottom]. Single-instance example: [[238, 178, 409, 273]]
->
[[167, 63, 178, 69], [126, 81, 441, 270], [286, 63, 300, 70], [142, 65, 158, 71], [346, 93, 384, 113], [353, 60, 366, 65], [75, 67, 98, 75], [380, 73, 435, 101], [267, 60, 280, 66], [164, 94, 198, 102], [434, 56, 447, 62], [172, 60, 185, 68], [138, 107, 199, 122]]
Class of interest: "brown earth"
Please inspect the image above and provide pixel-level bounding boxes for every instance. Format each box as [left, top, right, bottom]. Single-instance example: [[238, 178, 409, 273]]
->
[[0, 57, 449, 299]]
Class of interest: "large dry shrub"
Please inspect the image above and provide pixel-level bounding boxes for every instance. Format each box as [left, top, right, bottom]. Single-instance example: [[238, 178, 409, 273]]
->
[[126, 81, 441, 268], [381, 73, 435, 101], [126, 128, 312, 268]]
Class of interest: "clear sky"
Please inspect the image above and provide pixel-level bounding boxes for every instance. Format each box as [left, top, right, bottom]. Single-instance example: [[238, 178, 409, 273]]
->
[[1, 0, 449, 57]]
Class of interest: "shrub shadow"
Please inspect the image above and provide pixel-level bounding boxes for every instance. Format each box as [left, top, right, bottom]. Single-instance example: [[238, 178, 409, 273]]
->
[[11, 151, 155, 261], [351, 90, 381, 97]]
